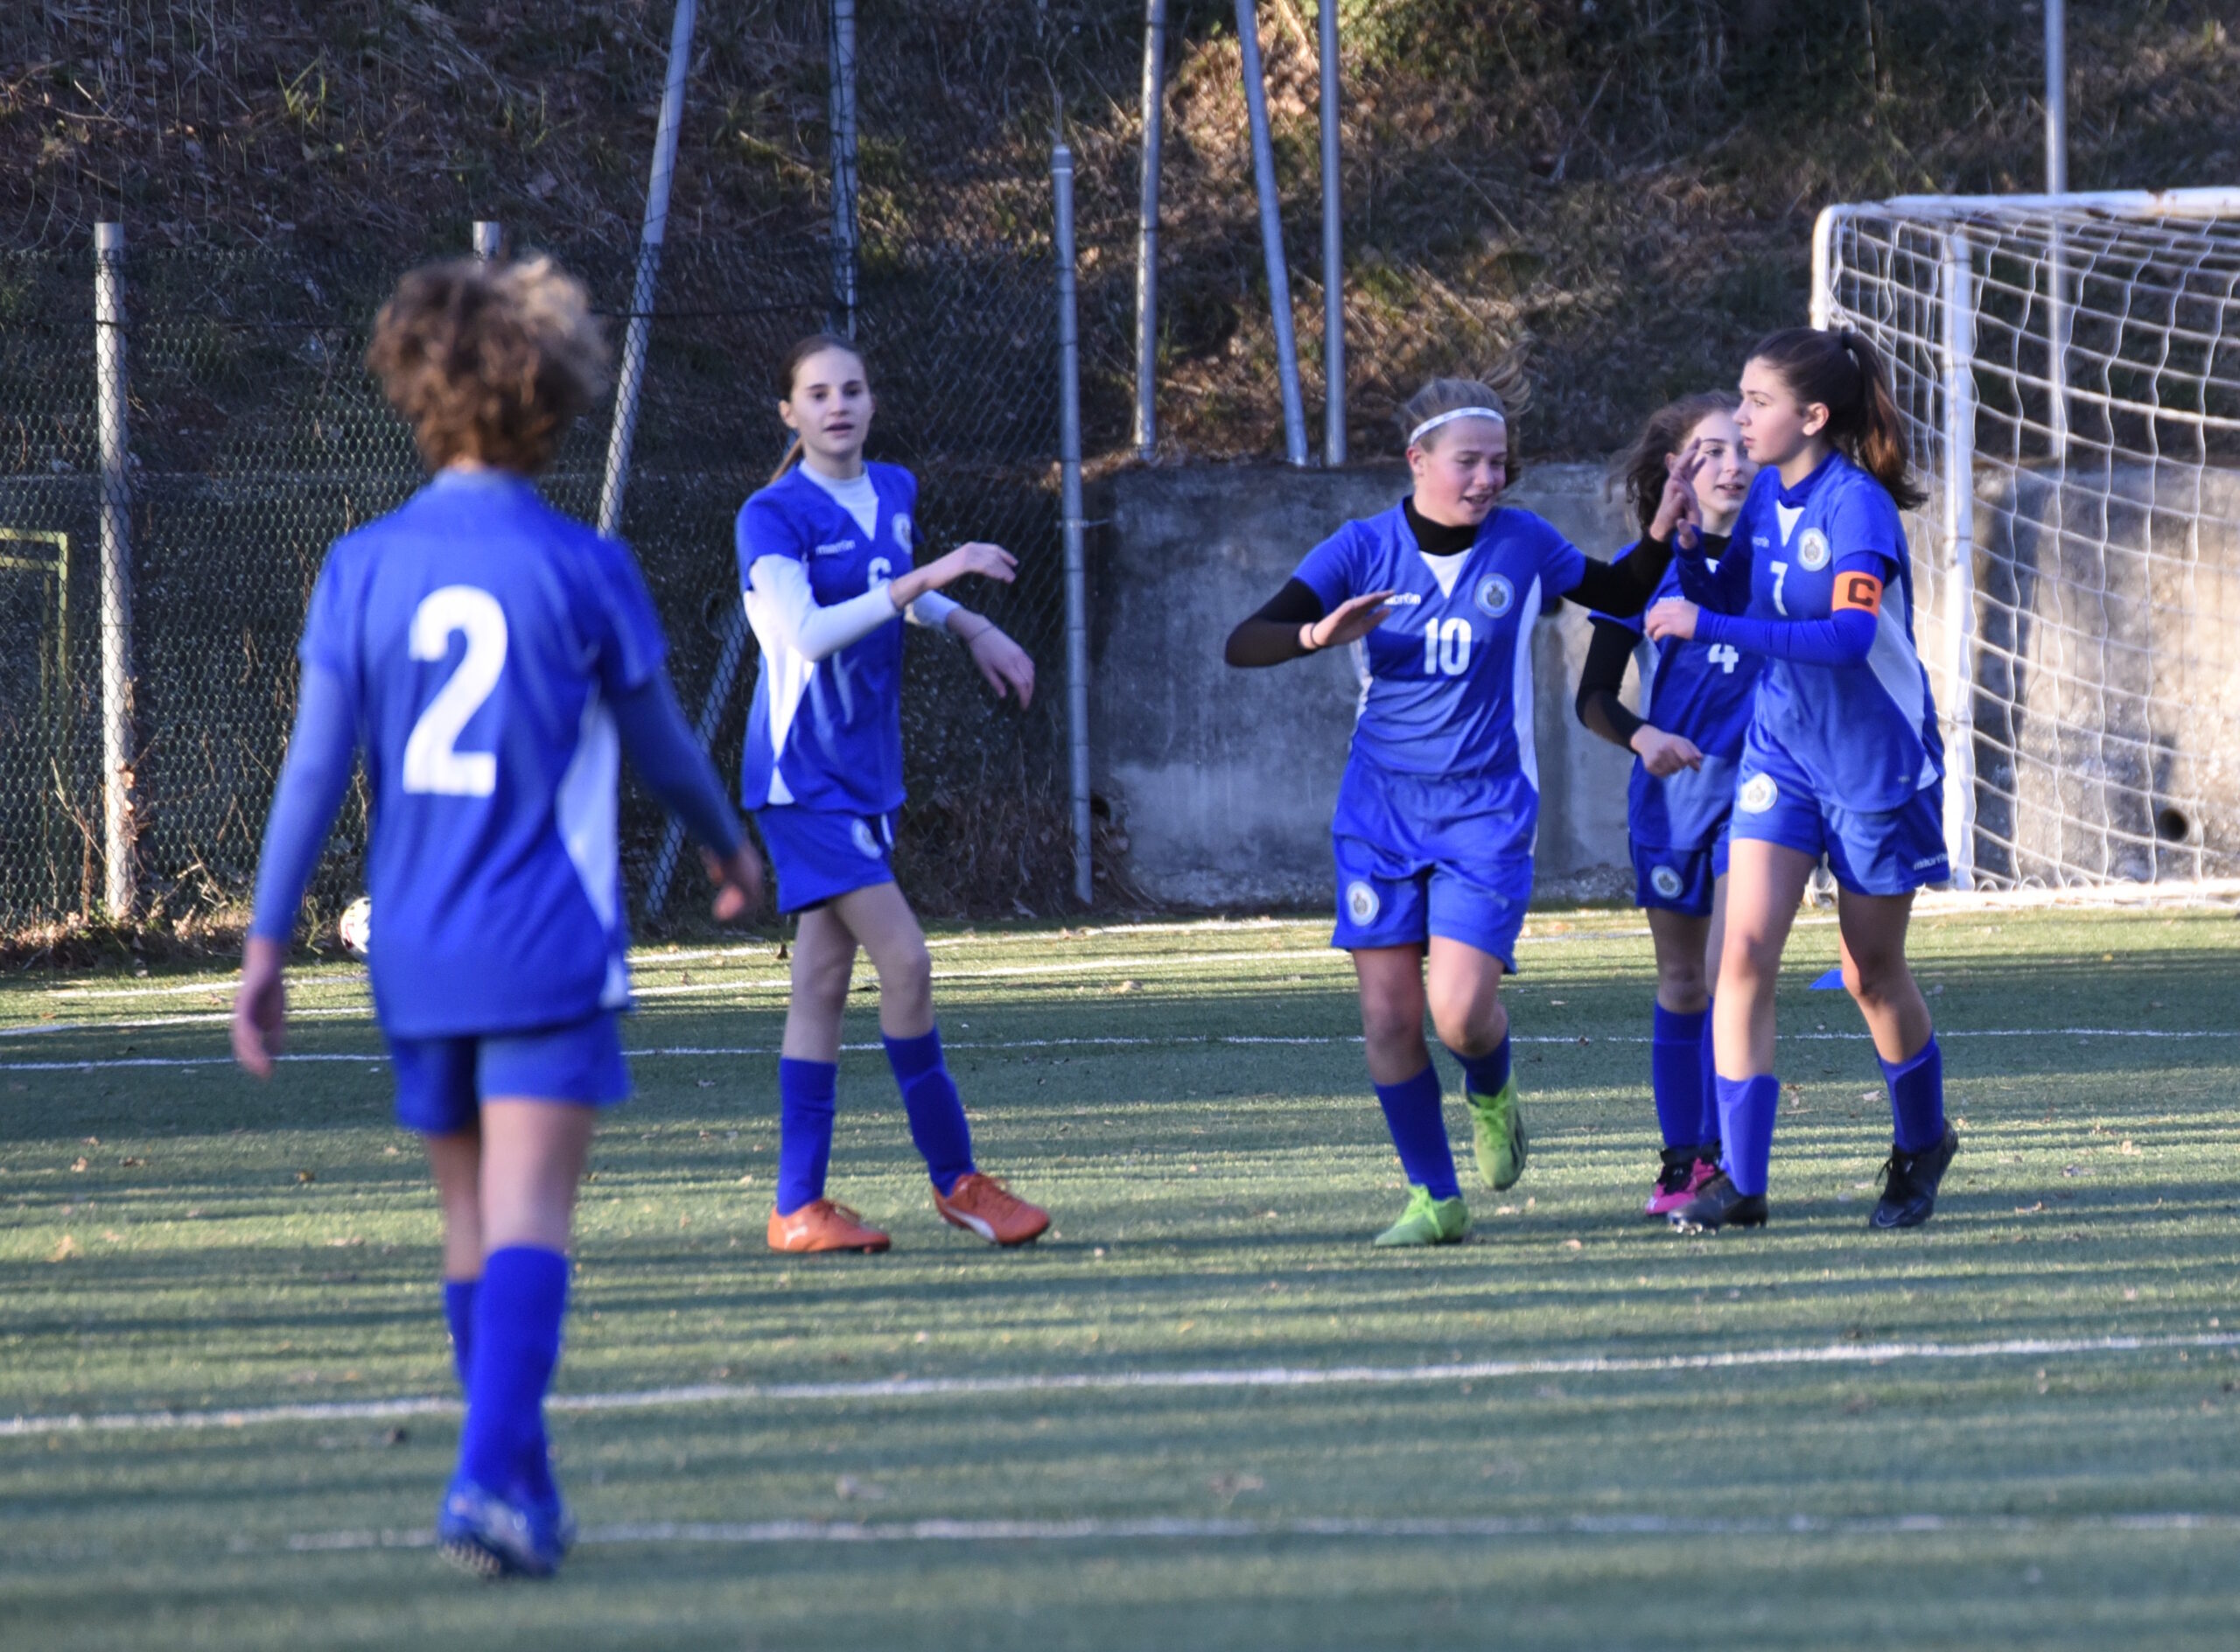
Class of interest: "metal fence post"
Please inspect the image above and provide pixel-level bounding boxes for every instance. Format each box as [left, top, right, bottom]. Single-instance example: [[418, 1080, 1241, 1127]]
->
[[1132, 0, 1166, 460], [472, 220, 503, 261], [1235, 0, 1309, 466], [2043, 0, 2070, 460], [1939, 230, 1978, 891], [829, 0, 860, 337], [1318, 0, 1345, 466], [94, 222, 136, 920], [597, 0, 696, 539], [1054, 142, 1094, 907]]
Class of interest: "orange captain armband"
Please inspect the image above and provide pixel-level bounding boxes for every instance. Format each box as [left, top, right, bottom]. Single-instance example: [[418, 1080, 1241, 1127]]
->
[[1832, 571, 1884, 616]]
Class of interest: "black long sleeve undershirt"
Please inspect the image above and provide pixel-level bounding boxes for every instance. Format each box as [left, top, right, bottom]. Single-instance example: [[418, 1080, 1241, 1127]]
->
[[1574, 616, 1647, 751]]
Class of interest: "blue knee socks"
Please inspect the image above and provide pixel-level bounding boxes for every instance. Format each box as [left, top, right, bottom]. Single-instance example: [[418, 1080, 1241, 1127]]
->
[[1714, 1074, 1781, 1197], [775, 1057, 838, 1215], [1445, 1032, 1511, 1101], [458, 1245, 567, 1503], [885, 1026, 976, 1196], [1375, 1065, 1460, 1200], [1881, 1035, 1946, 1153], [1697, 1000, 1722, 1150], [442, 1278, 477, 1390], [1650, 1004, 1708, 1151]]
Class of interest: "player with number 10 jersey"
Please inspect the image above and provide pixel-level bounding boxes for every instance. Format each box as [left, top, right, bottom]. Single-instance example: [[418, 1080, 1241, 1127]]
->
[[1226, 377, 1672, 1249]]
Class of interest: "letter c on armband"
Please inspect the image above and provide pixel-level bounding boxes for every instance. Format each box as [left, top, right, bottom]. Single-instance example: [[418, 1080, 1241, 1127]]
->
[[1833, 572, 1884, 616]]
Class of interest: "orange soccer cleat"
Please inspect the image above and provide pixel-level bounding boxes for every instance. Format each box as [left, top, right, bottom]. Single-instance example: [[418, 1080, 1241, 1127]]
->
[[932, 1172, 1050, 1247], [766, 1199, 891, 1254]]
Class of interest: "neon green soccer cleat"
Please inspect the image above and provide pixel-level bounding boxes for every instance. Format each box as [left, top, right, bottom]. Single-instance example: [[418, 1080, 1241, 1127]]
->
[[1371, 1185, 1470, 1247], [1467, 1077, 1529, 1190]]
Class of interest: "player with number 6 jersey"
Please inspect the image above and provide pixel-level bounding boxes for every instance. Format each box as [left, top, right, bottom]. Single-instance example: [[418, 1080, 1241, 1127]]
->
[[735, 332, 1051, 1256], [234, 256, 763, 1579], [1574, 394, 1761, 1218], [1225, 376, 1674, 1247], [1646, 327, 1956, 1237]]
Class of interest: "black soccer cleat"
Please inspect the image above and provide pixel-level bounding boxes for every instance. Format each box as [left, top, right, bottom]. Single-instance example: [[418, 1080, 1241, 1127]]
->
[[1871, 1123, 1959, 1230], [1667, 1171, 1768, 1234]]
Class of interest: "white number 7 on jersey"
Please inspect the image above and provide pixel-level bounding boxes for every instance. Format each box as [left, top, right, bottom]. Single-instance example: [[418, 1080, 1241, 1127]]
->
[[402, 586, 508, 796], [1769, 560, 1790, 617]]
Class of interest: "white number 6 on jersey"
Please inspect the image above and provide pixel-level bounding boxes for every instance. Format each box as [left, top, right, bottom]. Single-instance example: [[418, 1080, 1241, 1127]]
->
[[402, 586, 508, 796]]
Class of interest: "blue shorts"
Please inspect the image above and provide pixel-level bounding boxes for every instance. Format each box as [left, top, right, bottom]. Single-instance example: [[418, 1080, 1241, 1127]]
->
[[1329, 765, 1535, 971], [1728, 742, 1949, 895], [756, 805, 899, 914], [1632, 831, 1730, 916], [386, 1011, 630, 1136]]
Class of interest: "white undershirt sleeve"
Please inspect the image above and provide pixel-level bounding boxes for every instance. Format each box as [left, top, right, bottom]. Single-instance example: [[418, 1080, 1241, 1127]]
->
[[745, 555, 900, 662], [906, 590, 961, 630]]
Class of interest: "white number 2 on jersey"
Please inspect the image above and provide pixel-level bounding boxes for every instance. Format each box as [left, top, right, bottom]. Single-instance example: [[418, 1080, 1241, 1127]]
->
[[1422, 617, 1473, 676], [402, 585, 508, 796], [1705, 642, 1740, 674]]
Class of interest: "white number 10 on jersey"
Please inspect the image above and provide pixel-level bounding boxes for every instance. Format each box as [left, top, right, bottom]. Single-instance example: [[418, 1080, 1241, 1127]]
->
[[1422, 618, 1473, 676], [402, 585, 508, 796]]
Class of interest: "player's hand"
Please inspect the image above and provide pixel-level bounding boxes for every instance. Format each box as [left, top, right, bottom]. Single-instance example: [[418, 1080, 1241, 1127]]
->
[[931, 542, 1018, 590], [1629, 724, 1704, 777], [1650, 438, 1705, 550], [965, 622, 1035, 706], [231, 935, 290, 1081], [704, 843, 766, 923], [1303, 591, 1396, 653], [1644, 597, 1699, 642]]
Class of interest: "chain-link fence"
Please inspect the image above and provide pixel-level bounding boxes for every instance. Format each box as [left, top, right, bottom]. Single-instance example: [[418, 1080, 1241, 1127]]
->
[[0, 227, 1065, 940]]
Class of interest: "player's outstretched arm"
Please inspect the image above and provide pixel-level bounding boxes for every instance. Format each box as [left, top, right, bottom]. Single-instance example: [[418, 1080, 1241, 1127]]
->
[[234, 665, 359, 1078], [611, 673, 766, 919], [1225, 580, 1395, 667]]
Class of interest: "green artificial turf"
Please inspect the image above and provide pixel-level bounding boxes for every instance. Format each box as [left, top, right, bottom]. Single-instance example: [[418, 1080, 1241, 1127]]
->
[[4, 905, 2239, 1648]]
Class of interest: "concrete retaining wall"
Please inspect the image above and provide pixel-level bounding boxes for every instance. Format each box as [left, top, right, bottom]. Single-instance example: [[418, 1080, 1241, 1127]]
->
[[1087, 462, 1639, 909]]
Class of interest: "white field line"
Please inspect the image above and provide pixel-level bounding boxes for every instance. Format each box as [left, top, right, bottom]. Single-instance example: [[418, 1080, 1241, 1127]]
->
[[280, 1508, 2240, 1552], [4, 1024, 2236, 1075], [9, 1331, 2236, 1441]]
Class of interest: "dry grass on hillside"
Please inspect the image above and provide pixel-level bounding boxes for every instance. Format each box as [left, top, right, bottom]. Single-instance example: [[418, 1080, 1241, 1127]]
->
[[6, 3, 2237, 458]]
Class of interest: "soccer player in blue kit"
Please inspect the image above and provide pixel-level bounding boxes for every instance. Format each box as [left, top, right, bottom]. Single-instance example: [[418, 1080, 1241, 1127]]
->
[[1646, 328, 1957, 1233], [1574, 395, 1762, 1215], [738, 334, 1051, 1255], [1225, 378, 1675, 1246], [231, 256, 764, 1578]]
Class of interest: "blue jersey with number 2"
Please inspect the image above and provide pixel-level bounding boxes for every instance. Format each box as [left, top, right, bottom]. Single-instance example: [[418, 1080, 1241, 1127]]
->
[[1292, 502, 1586, 803], [298, 471, 668, 1039]]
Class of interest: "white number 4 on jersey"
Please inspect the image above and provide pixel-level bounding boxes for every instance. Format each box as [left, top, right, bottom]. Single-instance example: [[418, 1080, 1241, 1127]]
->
[[1705, 641, 1740, 675]]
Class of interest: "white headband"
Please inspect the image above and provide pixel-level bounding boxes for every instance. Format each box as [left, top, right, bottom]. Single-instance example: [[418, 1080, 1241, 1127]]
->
[[1407, 406, 1507, 446]]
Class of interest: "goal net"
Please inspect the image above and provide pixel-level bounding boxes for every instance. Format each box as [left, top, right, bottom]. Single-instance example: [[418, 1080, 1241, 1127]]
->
[[1814, 189, 2240, 889]]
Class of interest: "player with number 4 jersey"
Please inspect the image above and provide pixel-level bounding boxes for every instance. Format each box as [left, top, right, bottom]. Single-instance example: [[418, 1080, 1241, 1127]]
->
[[1646, 327, 1956, 1238], [234, 256, 763, 1580], [1575, 394, 1760, 1217], [1226, 377, 1671, 1248]]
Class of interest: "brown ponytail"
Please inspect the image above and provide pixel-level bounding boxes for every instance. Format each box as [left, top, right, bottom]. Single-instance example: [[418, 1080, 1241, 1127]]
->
[[1612, 390, 1736, 538], [1747, 326, 1925, 511], [769, 331, 868, 485]]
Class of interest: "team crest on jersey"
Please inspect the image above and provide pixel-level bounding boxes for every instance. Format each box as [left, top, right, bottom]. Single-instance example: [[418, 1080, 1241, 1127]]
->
[[892, 513, 914, 551], [1796, 528, 1832, 571], [1474, 575, 1515, 619], [1738, 774, 1780, 814], [1344, 880, 1381, 926], [1649, 864, 1684, 900], [850, 818, 884, 858]]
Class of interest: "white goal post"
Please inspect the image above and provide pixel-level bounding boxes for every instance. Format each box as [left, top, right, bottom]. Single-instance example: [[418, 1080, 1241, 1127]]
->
[[1811, 188, 2240, 889]]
